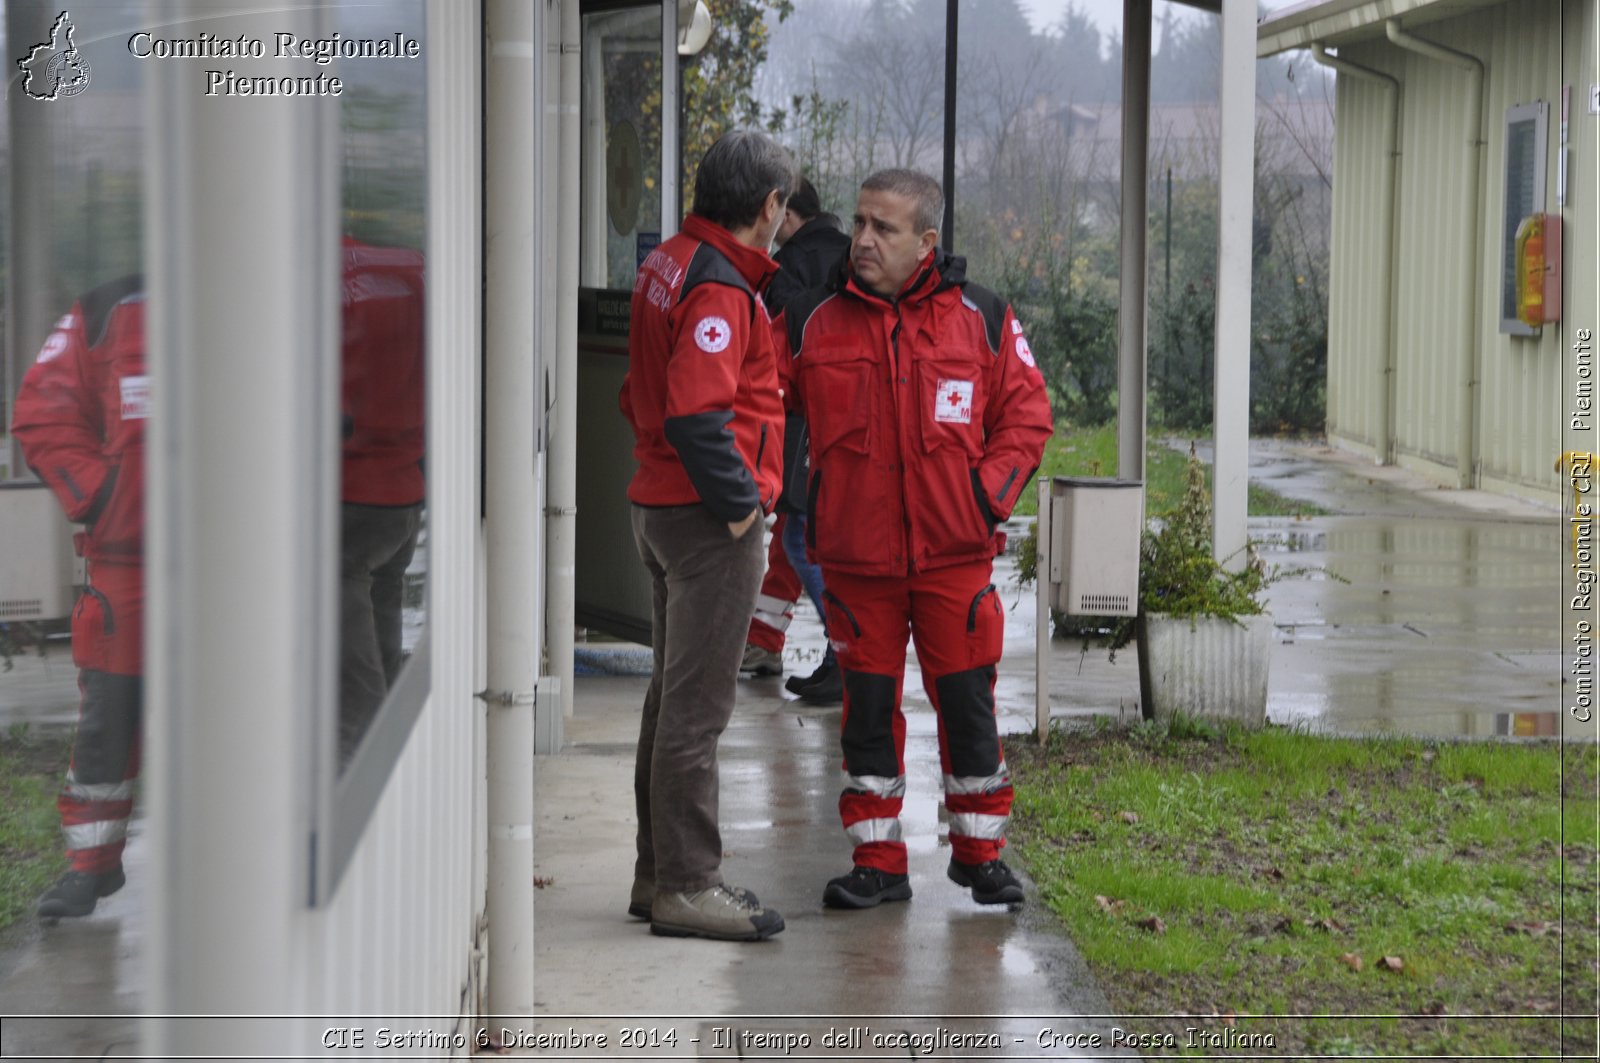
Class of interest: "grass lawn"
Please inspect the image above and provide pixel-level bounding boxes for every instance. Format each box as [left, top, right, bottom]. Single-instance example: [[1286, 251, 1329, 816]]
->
[[0, 726, 69, 932], [1009, 720, 1600, 1059], [1012, 423, 1326, 519]]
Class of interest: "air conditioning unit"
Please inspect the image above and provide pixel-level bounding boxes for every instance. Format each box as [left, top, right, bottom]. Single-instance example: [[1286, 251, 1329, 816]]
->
[[0, 483, 79, 621], [1047, 476, 1142, 617]]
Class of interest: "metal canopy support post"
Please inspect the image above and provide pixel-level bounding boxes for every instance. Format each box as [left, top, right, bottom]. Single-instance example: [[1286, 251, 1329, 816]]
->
[[1035, 478, 1052, 744], [1211, 0, 1257, 570], [1117, 0, 1152, 486], [549, 0, 581, 722], [485, 0, 541, 1018], [941, 0, 958, 247], [145, 0, 335, 1049]]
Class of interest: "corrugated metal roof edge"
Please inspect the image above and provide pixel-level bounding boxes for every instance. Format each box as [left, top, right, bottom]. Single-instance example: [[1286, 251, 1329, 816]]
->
[[1257, 0, 1506, 56]]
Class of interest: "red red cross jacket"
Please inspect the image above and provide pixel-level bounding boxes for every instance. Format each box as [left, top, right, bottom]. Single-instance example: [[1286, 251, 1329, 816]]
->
[[620, 214, 786, 521], [340, 238, 425, 507], [778, 250, 1053, 577], [12, 276, 148, 565]]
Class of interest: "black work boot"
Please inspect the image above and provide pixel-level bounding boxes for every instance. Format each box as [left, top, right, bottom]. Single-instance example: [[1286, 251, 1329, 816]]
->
[[786, 658, 843, 704], [37, 866, 126, 920], [822, 865, 912, 909], [947, 857, 1024, 905]]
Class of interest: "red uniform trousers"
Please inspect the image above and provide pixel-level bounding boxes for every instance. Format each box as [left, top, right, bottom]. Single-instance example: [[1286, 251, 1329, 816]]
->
[[821, 558, 1011, 875], [62, 559, 144, 874], [746, 512, 801, 653]]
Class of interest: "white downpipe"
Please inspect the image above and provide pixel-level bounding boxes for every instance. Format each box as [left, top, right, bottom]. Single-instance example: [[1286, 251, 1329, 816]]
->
[[1384, 19, 1484, 488], [1211, 0, 1256, 571], [1312, 44, 1400, 466], [549, 0, 580, 721], [484, 0, 540, 1019]]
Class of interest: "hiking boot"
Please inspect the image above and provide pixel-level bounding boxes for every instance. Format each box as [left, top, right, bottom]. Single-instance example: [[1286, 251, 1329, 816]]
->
[[785, 659, 842, 704], [740, 643, 783, 677], [37, 866, 125, 920], [649, 883, 784, 941], [631, 877, 760, 921], [821, 865, 912, 909], [947, 857, 1024, 906]]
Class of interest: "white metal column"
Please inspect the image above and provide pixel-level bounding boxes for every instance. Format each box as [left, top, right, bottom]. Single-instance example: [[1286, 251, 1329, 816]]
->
[[1117, 0, 1152, 484], [485, 0, 541, 1019], [1211, 0, 1257, 569], [143, 0, 337, 1052]]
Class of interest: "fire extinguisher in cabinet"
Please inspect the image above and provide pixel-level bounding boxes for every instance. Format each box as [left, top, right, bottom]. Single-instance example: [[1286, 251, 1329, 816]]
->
[[1515, 213, 1563, 328]]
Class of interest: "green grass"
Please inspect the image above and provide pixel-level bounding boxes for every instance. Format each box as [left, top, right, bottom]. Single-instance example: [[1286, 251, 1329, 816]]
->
[[0, 726, 69, 932], [1012, 423, 1327, 519], [1009, 723, 1600, 1059]]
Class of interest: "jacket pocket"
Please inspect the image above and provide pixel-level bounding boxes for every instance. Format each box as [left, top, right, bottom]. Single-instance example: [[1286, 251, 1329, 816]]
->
[[802, 355, 875, 455]]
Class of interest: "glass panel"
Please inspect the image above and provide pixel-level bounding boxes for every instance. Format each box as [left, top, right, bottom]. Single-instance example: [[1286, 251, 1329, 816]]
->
[[0, 0, 146, 1025], [335, 0, 428, 770], [580, 5, 664, 290], [1500, 104, 1546, 332]]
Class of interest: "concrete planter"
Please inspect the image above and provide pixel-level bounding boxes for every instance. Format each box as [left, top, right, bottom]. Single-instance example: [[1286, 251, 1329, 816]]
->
[[1136, 612, 1273, 726]]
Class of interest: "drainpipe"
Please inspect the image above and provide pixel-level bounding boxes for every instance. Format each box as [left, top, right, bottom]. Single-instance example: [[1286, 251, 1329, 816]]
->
[[548, 0, 580, 723], [484, 0, 540, 1018], [1312, 44, 1400, 466], [1384, 20, 1484, 488]]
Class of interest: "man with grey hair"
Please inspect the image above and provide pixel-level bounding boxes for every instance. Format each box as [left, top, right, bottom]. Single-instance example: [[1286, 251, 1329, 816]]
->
[[776, 167, 1053, 910], [620, 129, 795, 941]]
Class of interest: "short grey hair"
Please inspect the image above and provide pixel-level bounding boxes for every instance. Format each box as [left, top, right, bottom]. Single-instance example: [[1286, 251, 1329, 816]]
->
[[861, 168, 943, 235], [691, 130, 798, 230]]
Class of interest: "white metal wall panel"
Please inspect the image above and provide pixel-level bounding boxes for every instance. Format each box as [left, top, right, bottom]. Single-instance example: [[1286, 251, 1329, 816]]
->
[[1360, 30, 1475, 472], [1327, 56, 1405, 452], [1331, 0, 1593, 501], [291, 3, 484, 1053], [1473, 0, 1567, 494]]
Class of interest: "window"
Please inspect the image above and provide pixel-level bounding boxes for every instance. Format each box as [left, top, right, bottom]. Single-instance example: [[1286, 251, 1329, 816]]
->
[[1500, 101, 1547, 336]]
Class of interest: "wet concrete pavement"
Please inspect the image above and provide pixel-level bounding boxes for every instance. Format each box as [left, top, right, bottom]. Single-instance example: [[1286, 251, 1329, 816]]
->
[[0, 436, 1590, 1058]]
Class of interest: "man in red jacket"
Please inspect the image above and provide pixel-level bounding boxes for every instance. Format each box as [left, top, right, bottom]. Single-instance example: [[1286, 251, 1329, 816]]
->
[[619, 130, 794, 942], [12, 276, 147, 920], [778, 168, 1053, 909]]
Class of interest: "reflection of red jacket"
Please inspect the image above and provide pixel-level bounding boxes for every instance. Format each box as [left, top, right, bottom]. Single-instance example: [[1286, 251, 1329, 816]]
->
[[778, 251, 1053, 577], [12, 276, 148, 564], [621, 215, 785, 521], [342, 238, 425, 506]]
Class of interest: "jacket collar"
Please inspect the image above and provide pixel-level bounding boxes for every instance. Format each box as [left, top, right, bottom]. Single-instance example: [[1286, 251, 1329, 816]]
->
[[682, 214, 780, 293], [842, 248, 967, 308]]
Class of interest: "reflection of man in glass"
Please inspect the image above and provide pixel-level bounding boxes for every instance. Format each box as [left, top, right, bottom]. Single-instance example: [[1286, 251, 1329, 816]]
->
[[338, 239, 426, 764], [12, 276, 147, 920]]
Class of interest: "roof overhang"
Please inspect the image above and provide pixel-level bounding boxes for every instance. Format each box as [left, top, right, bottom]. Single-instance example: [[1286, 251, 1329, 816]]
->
[[1257, 0, 1506, 56]]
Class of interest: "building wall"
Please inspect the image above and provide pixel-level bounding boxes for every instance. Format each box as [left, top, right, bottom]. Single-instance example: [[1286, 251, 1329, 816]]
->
[[1327, 0, 1596, 502]]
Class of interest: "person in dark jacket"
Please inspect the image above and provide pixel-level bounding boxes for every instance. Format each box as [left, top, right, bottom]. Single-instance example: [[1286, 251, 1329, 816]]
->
[[619, 130, 795, 942], [778, 168, 1053, 911], [739, 177, 852, 703]]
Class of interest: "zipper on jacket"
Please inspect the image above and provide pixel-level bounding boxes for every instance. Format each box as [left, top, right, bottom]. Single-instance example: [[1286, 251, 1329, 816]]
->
[[753, 422, 769, 507], [995, 466, 1019, 504]]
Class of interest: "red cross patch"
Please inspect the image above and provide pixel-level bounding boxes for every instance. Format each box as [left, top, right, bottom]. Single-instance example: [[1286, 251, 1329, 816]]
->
[[935, 379, 974, 424], [693, 315, 732, 353]]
